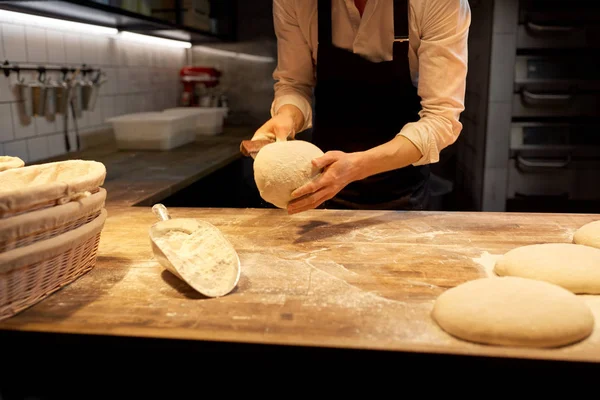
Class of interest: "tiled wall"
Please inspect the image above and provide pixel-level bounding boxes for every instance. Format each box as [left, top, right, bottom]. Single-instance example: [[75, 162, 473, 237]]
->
[[190, 0, 277, 128], [0, 16, 187, 163], [191, 39, 277, 127]]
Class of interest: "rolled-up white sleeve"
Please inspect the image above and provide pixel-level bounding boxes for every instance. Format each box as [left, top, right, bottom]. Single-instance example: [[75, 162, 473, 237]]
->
[[271, 0, 315, 132], [399, 0, 471, 166]]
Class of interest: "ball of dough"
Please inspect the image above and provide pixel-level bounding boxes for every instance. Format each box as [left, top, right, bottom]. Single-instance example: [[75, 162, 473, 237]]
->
[[573, 220, 600, 250], [431, 276, 594, 348], [253, 140, 324, 209], [493, 243, 600, 294]]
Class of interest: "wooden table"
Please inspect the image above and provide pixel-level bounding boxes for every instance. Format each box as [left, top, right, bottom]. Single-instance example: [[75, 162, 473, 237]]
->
[[2, 127, 600, 379], [2, 205, 600, 363]]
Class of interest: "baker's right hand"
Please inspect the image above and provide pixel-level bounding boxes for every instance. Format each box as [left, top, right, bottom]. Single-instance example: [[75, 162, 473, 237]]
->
[[252, 104, 305, 142], [252, 114, 295, 142]]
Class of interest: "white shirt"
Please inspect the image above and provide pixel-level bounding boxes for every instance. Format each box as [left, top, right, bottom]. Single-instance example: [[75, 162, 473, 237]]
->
[[270, 0, 471, 166]]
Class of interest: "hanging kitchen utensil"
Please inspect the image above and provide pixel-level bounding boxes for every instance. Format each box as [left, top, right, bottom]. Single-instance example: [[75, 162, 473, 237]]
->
[[30, 68, 47, 117], [83, 70, 106, 112], [15, 75, 33, 118], [149, 203, 241, 298], [71, 79, 83, 119], [44, 78, 58, 120], [55, 76, 70, 115]]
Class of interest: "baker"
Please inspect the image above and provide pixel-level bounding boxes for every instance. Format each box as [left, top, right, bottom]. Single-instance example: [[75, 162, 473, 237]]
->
[[250, 0, 471, 214]]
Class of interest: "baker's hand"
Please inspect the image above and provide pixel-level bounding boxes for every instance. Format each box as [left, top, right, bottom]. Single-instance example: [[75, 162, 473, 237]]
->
[[252, 113, 295, 142], [287, 151, 363, 214]]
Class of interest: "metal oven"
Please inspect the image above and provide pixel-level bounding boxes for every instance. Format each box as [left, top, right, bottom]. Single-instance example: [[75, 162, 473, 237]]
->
[[507, 0, 600, 213]]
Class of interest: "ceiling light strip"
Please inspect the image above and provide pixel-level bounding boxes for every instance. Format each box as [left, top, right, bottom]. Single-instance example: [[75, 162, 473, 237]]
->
[[0, 9, 118, 35], [118, 31, 191, 48], [193, 45, 275, 63]]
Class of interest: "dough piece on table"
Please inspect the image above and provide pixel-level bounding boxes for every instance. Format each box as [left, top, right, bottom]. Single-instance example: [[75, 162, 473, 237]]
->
[[431, 276, 594, 348], [0, 156, 24, 172], [253, 140, 324, 209], [493, 243, 600, 294], [573, 220, 600, 250]]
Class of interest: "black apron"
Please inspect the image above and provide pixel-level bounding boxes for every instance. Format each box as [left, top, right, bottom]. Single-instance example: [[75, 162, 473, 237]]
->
[[312, 0, 431, 210]]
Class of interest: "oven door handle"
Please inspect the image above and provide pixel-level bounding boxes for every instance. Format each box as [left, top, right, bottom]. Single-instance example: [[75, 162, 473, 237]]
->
[[521, 90, 572, 106], [517, 154, 572, 170], [526, 21, 577, 34]]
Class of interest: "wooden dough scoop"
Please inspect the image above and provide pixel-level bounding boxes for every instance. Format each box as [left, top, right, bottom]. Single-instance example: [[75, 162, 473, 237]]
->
[[149, 204, 241, 298]]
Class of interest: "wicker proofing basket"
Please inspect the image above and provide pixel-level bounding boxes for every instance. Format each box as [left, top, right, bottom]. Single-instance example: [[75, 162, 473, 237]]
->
[[0, 208, 107, 321], [0, 187, 106, 253], [0, 159, 106, 218]]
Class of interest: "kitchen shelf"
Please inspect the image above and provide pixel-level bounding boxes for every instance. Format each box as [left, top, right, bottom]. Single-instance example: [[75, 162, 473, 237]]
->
[[0, 0, 234, 44]]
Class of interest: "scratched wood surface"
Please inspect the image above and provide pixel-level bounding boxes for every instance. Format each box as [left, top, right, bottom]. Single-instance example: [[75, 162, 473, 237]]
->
[[35, 126, 252, 207], [1, 204, 599, 363]]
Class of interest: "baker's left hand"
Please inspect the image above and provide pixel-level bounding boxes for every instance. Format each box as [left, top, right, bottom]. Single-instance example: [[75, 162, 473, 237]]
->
[[287, 151, 363, 214]]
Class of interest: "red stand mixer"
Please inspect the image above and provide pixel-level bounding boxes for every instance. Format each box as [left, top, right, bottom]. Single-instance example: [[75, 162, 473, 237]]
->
[[179, 66, 222, 107]]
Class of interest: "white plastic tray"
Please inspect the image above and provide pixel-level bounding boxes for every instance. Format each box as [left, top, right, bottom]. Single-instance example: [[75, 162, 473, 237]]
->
[[163, 107, 228, 136], [107, 112, 197, 150]]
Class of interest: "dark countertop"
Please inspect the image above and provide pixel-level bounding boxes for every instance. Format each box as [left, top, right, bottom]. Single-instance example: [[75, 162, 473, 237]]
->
[[39, 125, 253, 207]]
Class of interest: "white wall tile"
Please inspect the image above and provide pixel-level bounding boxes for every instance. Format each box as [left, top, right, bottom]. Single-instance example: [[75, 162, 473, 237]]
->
[[0, 103, 14, 141], [47, 132, 67, 157], [117, 68, 130, 94], [64, 33, 82, 65], [34, 115, 58, 135], [81, 34, 99, 66], [0, 76, 12, 102], [26, 26, 47, 63], [4, 139, 29, 162], [114, 95, 126, 116], [96, 36, 111, 66], [27, 135, 49, 162], [0, 24, 4, 61], [107, 38, 118, 66], [87, 106, 103, 126], [100, 96, 115, 121], [102, 67, 117, 95], [11, 102, 36, 139], [46, 30, 66, 64], [118, 41, 130, 66], [2, 23, 27, 62]]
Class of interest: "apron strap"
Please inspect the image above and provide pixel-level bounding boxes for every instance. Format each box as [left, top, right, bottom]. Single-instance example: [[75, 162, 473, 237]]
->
[[394, 0, 409, 41], [318, 0, 333, 45]]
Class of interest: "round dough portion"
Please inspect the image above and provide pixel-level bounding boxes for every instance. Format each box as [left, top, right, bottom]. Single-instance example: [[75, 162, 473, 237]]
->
[[253, 140, 324, 209], [431, 277, 594, 348], [573, 220, 600, 250], [493, 243, 600, 294], [0, 156, 24, 172]]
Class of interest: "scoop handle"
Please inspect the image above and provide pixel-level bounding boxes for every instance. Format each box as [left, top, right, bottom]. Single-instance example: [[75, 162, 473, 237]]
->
[[152, 203, 171, 221]]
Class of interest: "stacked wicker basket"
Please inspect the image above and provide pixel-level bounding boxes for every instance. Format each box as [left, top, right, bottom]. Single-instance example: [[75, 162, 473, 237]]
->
[[0, 157, 108, 321]]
